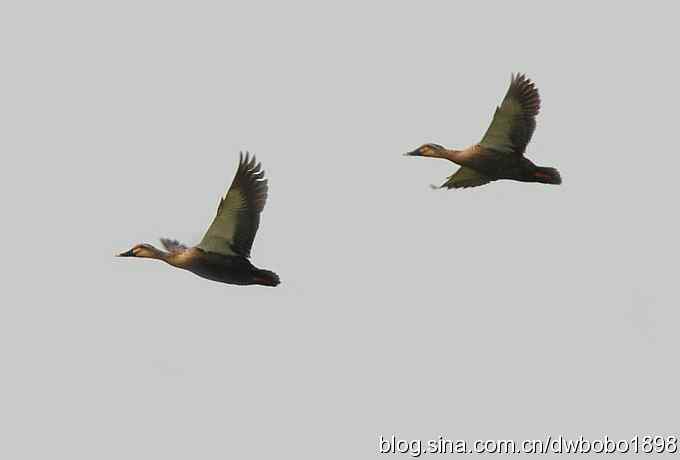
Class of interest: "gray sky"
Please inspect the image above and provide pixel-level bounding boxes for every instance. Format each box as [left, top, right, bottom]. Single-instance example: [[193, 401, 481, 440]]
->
[[2, 1, 679, 458]]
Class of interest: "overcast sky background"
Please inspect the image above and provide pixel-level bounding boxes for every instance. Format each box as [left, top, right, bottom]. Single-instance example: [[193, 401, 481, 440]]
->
[[2, 1, 679, 458]]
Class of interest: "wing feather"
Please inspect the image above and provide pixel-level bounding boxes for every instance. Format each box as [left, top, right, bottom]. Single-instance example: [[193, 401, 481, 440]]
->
[[438, 166, 492, 189], [197, 152, 269, 258], [160, 238, 188, 254], [479, 73, 541, 155]]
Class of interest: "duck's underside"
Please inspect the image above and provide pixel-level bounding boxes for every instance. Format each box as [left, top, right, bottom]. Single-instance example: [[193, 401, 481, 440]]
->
[[187, 252, 280, 286]]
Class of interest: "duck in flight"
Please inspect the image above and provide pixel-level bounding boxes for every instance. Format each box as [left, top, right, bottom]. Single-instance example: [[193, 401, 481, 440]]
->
[[405, 73, 561, 189], [117, 153, 280, 286]]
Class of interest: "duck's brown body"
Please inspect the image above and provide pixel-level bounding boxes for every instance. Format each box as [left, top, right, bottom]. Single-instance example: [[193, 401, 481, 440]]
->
[[174, 248, 279, 286], [119, 240, 280, 287], [439, 144, 560, 184]]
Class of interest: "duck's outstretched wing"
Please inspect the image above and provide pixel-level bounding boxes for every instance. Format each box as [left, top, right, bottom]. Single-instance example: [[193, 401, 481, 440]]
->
[[197, 152, 268, 258], [160, 238, 188, 254], [437, 166, 491, 189], [479, 73, 540, 156]]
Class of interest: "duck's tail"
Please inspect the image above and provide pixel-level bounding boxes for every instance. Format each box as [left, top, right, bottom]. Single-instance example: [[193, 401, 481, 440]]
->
[[533, 166, 562, 185], [253, 269, 281, 287]]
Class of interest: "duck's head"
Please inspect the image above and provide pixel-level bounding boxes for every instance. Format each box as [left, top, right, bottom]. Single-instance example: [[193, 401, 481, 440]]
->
[[404, 143, 446, 158], [117, 243, 156, 258]]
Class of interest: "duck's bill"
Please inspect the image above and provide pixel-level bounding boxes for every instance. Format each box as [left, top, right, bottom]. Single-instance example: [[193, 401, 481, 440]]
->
[[403, 149, 420, 156], [117, 249, 135, 257]]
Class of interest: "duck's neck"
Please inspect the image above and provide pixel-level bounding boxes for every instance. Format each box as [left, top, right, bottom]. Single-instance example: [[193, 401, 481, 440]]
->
[[144, 245, 172, 263], [143, 245, 196, 269], [428, 148, 464, 163]]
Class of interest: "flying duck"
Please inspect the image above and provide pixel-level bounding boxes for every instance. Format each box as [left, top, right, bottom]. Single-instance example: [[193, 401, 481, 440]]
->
[[117, 153, 280, 286], [405, 73, 561, 189]]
